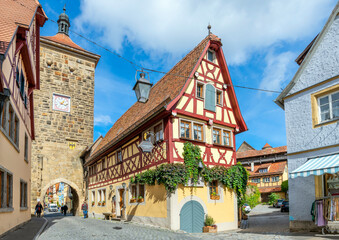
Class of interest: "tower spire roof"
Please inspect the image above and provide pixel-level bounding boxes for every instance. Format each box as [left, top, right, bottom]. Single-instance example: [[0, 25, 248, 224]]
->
[[57, 5, 70, 36]]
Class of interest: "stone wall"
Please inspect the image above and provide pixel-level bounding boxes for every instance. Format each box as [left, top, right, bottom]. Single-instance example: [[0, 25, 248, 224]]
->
[[31, 41, 98, 214]]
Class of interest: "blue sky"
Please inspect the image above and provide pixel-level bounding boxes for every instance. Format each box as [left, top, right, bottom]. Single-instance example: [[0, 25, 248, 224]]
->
[[40, 0, 337, 150]]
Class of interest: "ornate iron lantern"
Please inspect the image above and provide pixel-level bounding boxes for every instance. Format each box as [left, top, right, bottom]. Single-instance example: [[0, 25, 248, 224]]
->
[[133, 71, 152, 103]]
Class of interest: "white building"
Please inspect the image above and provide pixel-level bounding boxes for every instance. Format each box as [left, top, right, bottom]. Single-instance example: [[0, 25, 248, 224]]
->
[[275, 3, 339, 231]]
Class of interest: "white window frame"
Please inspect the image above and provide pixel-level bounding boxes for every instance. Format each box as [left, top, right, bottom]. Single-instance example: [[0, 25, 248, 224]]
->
[[216, 89, 223, 106], [212, 127, 233, 147], [317, 90, 339, 123], [196, 80, 205, 100], [129, 183, 146, 205], [179, 118, 205, 142], [272, 176, 279, 182], [251, 178, 260, 183], [20, 179, 27, 209], [91, 190, 95, 205], [263, 177, 270, 183], [259, 168, 268, 173]]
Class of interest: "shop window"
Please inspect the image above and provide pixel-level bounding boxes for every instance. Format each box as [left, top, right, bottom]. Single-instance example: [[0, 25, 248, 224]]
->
[[212, 128, 221, 144], [180, 120, 191, 139], [205, 84, 216, 112], [196, 82, 204, 99], [24, 134, 28, 162], [20, 180, 27, 208], [263, 177, 270, 183], [216, 90, 222, 106]]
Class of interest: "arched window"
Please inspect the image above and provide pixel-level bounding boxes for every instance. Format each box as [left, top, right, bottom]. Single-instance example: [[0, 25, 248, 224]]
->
[[205, 84, 215, 112]]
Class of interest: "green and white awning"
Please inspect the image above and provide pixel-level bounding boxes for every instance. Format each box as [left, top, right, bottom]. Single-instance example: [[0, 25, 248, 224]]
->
[[290, 153, 339, 179]]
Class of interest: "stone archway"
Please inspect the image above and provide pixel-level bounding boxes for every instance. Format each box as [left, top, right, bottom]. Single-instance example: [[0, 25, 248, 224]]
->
[[39, 178, 83, 216]]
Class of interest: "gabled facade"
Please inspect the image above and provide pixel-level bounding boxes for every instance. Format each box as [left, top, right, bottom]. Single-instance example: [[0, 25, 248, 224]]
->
[[275, 3, 339, 231], [85, 34, 247, 233], [0, 0, 46, 235], [237, 142, 288, 202]]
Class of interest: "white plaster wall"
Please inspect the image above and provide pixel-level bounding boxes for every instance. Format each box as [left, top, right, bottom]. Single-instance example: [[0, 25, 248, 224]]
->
[[284, 80, 339, 154], [288, 15, 339, 95]]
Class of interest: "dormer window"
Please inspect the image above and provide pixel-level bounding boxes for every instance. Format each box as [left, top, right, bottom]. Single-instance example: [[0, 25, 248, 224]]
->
[[259, 168, 268, 173], [207, 49, 216, 62]]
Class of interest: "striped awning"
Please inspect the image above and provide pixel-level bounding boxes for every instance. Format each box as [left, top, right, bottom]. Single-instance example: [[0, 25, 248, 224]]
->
[[290, 153, 339, 179]]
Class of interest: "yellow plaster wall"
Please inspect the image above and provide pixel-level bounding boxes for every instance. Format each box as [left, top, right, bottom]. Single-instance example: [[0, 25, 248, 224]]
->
[[216, 106, 222, 121], [185, 80, 194, 95], [172, 118, 179, 139], [197, 100, 204, 115], [176, 96, 188, 110], [186, 99, 194, 113], [223, 109, 230, 123], [224, 92, 231, 108], [174, 142, 184, 158], [177, 185, 235, 223], [228, 111, 236, 125]]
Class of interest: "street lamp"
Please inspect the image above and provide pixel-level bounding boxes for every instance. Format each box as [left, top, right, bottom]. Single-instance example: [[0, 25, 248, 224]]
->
[[133, 72, 153, 103], [0, 88, 10, 114]]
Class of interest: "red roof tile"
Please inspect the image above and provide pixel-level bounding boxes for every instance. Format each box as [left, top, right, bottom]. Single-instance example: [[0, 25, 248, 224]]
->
[[42, 33, 85, 51], [262, 143, 272, 149], [0, 0, 45, 54], [237, 145, 287, 159], [246, 161, 287, 177], [91, 34, 221, 159]]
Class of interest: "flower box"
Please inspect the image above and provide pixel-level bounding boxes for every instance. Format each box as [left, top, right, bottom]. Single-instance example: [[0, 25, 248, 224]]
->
[[102, 202, 106, 206], [203, 226, 217, 233], [210, 195, 220, 200], [130, 199, 137, 203], [137, 198, 144, 203], [98, 202, 101, 206]]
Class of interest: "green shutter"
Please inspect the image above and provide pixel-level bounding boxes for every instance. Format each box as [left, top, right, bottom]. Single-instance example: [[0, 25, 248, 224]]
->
[[205, 84, 215, 112], [180, 200, 204, 233]]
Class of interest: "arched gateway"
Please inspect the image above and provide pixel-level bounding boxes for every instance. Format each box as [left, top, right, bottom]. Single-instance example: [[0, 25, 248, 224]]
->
[[30, 8, 100, 215]]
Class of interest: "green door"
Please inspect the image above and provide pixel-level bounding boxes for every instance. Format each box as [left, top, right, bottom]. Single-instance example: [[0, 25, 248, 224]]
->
[[180, 200, 204, 233]]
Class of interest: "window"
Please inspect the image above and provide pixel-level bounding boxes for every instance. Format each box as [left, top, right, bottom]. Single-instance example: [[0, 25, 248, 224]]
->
[[196, 82, 204, 99], [1, 102, 6, 130], [212, 128, 221, 144], [20, 71, 25, 97], [20, 180, 27, 208], [24, 134, 28, 162], [193, 123, 203, 141], [98, 189, 106, 205], [91, 191, 95, 205], [8, 106, 13, 138], [216, 90, 222, 106], [209, 180, 218, 196], [14, 116, 19, 145], [205, 84, 216, 112], [101, 159, 106, 170], [16, 66, 20, 86], [207, 49, 215, 62], [223, 131, 231, 146], [259, 168, 268, 173], [251, 178, 260, 183], [180, 120, 191, 139], [130, 184, 145, 203], [117, 150, 122, 163], [154, 123, 163, 142], [318, 91, 339, 123], [272, 176, 279, 182], [263, 177, 270, 183], [0, 171, 2, 208], [0, 170, 13, 209]]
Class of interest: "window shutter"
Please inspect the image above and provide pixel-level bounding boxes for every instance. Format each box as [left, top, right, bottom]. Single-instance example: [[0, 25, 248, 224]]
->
[[205, 84, 215, 112]]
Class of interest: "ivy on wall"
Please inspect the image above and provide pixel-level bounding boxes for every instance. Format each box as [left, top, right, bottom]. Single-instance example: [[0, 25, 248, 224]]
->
[[130, 142, 249, 199]]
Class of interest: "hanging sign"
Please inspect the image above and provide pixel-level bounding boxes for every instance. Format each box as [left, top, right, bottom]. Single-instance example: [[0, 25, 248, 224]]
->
[[139, 141, 154, 153]]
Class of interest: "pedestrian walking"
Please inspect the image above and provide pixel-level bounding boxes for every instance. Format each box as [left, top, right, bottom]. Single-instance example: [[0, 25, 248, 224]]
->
[[63, 204, 68, 216], [81, 201, 88, 218], [35, 201, 43, 218]]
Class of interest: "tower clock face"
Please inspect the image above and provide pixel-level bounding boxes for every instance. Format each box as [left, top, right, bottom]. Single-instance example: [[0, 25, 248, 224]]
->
[[52, 93, 71, 112]]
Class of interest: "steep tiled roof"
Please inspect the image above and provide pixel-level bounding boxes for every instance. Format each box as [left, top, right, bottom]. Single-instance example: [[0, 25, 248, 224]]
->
[[42, 33, 85, 51], [262, 143, 272, 149], [245, 161, 287, 177], [237, 141, 255, 152], [237, 145, 287, 159], [91, 34, 221, 158], [0, 0, 44, 54]]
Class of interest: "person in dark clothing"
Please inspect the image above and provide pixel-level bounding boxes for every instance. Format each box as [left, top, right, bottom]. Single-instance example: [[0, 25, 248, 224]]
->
[[61, 205, 64, 214], [35, 202, 43, 218], [81, 201, 88, 218], [63, 204, 68, 216]]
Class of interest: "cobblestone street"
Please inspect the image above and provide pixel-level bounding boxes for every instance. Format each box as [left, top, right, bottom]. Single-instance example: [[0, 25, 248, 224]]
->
[[38, 215, 334, 240]]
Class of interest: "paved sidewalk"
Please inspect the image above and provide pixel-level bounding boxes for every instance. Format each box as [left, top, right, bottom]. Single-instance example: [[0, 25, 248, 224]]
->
[[0, 217, 46, 240]]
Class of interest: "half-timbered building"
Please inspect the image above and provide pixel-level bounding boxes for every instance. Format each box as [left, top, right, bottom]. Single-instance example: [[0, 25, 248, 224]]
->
[[85, 33, 247, 233], [0, 0, 46, 235]]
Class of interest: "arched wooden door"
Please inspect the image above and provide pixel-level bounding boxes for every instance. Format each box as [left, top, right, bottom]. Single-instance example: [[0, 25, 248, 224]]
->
[[180, 200, 204, 233]]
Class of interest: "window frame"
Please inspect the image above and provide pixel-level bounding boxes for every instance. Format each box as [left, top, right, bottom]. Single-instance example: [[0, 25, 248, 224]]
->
[[207, 49, 216, 63], [180, 120, 192, 139], [179, 118, 205, 142], [272, 176, 280, 182], [317, 90, 339, 123], [129, 183, 145, 204], [0, 166, 13, 210], [212, 127, 233, 147], [142, 120, 164, 144], [259, 168, 268, 173], [116, 150, 123, 164], [20, 180, 27, 209], [212, 127, 222, 145], [196, 81, 205, 99], [24, 134, 28, 162], [216, 89, 223, 106], [251, 178, 261, 183], [263, 177, 270, 183]]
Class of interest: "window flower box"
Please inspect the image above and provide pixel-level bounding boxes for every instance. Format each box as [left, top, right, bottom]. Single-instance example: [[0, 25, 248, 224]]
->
[[137, 197, 144, 203], [210, 195, 220, 200], [98, 202, 101, 206], [92, 201, 95, 206], [102, 201, 106, 206], [130, 198, 137, 203]]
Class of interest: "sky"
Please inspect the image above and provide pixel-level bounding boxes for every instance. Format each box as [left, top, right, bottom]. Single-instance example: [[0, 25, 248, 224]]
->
[[39, 0, 337, 150]]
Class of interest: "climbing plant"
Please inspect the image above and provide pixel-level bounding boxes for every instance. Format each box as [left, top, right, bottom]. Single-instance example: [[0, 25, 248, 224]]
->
[[130, 142, 249, 198]]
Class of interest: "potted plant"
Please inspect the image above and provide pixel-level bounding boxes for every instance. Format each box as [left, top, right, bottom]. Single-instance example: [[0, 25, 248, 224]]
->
[[203, 215, 217, 233], [102, 201, 106, 206], [91, 201, 95, 206], [130, 197, 136, 203], [137, 196, 144, 203], [98, 201, 101, 206], [210, 191, 220, 200]]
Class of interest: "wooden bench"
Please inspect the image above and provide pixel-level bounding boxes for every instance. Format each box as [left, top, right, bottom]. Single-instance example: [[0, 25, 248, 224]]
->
[[103, 212, 116, 220]]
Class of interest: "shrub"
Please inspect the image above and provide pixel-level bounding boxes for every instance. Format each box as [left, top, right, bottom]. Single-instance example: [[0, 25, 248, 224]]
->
[[244, 185, 260, 208], [204, 215, 215, 226], [268, 193, 279, 205], [281, 180, 288, 193]]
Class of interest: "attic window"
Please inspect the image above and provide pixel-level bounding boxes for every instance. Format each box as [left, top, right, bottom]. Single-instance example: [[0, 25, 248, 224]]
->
[[207, 49, 216, 62], [259, 168, 268, 173]]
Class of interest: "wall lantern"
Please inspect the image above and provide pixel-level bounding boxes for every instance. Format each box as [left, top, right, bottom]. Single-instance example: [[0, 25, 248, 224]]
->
[[133, 71, 153, 103], [0, 88, 10, 114], [122, 182, 126, 189]]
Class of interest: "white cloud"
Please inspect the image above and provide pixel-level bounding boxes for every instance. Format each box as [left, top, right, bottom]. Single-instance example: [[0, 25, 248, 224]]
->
[[75, 0, 334, 65], [94, 114, 113, 126], [259, 51, 296, 93]]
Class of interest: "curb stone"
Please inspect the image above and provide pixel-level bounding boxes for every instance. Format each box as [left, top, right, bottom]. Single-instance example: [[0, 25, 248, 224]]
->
[[33, 217, 48, 240]]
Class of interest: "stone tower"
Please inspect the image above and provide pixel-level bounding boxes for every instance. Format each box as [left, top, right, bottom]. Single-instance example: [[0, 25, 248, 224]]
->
[[31, 8, 100, 214]]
